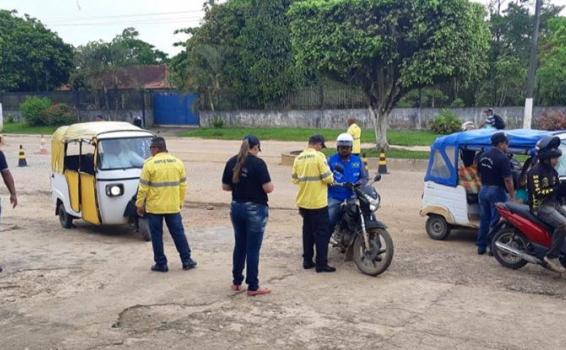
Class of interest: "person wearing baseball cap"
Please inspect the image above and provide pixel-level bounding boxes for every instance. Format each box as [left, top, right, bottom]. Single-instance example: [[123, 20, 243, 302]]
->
[[222, 135, 273, 296], [292, 134, 336, 273], [476, 132, 515, 255]]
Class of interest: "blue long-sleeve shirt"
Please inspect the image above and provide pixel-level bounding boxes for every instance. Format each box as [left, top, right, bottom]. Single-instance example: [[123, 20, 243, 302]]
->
[[328, 153, 367, 201]]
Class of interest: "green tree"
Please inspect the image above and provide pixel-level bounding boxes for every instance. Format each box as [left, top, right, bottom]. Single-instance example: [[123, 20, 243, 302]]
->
[[71, 27, 168, 90], [477, 0, 562, 106], [0, 10, 74, 92], [289, 0, 489, 149], [538, 17, 566, 106], [172, 0, 299, 109]]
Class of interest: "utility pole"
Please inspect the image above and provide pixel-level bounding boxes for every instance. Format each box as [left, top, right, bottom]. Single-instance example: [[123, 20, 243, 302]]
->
[[523, 0, 542, 129]]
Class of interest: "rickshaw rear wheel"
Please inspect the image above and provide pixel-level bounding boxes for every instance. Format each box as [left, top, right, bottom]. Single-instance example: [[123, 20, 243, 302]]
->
[[426, 215, 451, 240], [58, 202, 73, 229]]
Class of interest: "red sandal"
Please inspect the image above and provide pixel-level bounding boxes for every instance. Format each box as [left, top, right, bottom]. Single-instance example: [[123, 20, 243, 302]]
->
[[231, 284, 242, 292], [247, 287, 271, 297]]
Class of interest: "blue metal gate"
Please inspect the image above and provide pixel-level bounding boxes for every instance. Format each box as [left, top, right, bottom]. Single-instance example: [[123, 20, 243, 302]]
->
[[153, 92, 199, 125]]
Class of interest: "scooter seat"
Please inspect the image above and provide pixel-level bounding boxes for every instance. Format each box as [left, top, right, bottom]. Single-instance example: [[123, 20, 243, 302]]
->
[[503, 202, 554, 232]]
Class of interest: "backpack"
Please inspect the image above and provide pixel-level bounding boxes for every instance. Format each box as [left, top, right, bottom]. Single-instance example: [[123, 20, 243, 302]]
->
[[492, 114, 505, 129]]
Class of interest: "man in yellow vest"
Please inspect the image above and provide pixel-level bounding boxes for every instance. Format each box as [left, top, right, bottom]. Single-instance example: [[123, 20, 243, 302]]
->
[[292, 135, 336, 273], [136, 137, 197, 272], [347, 118, 362, 156]]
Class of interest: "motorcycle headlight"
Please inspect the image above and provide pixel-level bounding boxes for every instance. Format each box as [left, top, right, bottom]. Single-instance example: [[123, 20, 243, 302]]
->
[[365, 194, 380, 212]]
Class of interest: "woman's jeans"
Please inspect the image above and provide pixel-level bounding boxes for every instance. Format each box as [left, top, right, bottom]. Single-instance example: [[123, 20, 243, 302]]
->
[[230, 202, 269, 291], [478, 186, 508, 249]]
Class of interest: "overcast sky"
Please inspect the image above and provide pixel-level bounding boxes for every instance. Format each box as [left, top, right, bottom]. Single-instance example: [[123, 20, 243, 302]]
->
[[1, 0, 565, 57]]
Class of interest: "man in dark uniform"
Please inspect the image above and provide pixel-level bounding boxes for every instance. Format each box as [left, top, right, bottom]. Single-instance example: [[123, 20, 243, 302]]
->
[[527, 136, 566, 273], [477, 132, 515, 255], [0, 150, 18, 273]]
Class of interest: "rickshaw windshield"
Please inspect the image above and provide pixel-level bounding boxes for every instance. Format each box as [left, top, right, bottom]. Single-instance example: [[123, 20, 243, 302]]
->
[[98, 137, 152, 170]]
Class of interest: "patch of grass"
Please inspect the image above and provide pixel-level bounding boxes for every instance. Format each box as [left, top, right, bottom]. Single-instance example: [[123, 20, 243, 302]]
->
[[181, 127, 438, 147], [2, 122, 58, 135], [322, 148, 429, 160]]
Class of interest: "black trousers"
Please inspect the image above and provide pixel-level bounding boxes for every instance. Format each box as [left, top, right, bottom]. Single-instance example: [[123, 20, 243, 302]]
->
[[300, 207, 330, 267]]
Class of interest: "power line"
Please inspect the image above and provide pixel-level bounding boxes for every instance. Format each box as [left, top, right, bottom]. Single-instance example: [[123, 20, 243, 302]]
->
[[46, 16, 203, 27], [43, 10, 204, 23]]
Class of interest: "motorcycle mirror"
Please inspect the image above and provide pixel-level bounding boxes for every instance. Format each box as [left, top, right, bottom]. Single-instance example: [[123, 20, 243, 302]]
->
[[335, 164, 344, 174], [374, 174, 382, 182]]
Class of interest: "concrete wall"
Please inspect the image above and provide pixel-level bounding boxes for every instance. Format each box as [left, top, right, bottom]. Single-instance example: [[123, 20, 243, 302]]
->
[[201, 106, 566, 130], [3, 109, 153, 126]]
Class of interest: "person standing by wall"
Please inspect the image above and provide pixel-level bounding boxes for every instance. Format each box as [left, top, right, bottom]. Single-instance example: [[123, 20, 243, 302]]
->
[[481, 108, 505, 130], [292, 135, 336, 273], [347, 118, 362, 156], [477, 132, 515, 255], [222, 136, 274, 296], [136, 137, 197, 272], [0, 150, 17, 273]]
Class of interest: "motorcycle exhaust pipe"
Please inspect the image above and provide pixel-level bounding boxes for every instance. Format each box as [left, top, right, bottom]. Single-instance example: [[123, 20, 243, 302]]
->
[[494, 241, 541, 265]]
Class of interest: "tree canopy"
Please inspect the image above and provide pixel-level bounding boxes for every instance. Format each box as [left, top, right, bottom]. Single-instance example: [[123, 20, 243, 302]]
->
[[170, 0, 299, 110], [289, 0, 490, 148], [71, 27, 168, 90], [0, 10, 74, 92], [538, 17, 566, 106]]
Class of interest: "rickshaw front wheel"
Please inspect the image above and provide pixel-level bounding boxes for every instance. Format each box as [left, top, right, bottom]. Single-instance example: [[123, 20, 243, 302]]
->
[[58, 202, 74, 229], [426, 215, 451, 240]]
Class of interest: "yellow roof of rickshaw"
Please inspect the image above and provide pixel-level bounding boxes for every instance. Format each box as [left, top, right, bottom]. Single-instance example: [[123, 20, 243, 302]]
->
[[52, 122, 146, 143], [51, 122, 151, 174]]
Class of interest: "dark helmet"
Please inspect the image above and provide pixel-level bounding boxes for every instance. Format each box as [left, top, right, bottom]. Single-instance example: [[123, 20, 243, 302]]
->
[[536, 135, 562, 161]]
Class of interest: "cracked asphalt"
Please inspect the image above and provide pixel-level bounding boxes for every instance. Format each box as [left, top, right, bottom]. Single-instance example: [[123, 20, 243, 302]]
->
[[1, 135, 566, 349]]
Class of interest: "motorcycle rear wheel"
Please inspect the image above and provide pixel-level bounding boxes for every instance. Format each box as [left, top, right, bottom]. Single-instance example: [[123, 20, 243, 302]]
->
[[491, 228, 528, 270], [353, 229, 394, 276]]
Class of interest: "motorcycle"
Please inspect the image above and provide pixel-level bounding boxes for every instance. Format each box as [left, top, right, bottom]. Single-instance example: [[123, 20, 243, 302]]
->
[[330, 171, 394, 276], [490, 201, 566, 271]]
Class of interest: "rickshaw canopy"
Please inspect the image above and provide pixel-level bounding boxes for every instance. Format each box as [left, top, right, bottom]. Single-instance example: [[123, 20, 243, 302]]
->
[[51, 122, 148, 173], [425, 128, 553, 187]]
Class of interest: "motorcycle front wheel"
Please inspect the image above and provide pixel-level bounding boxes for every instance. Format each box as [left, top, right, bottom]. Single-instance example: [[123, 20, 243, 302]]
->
[[353, 229, 394, 276]]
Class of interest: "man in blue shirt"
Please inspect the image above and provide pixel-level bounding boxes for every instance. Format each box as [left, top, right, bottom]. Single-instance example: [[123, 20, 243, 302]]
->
[[327, 133, 368, 233]]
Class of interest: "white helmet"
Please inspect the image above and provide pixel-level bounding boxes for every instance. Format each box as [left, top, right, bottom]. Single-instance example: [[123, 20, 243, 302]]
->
[[336, 133, 354, 148], [461, 121, 475, 131]]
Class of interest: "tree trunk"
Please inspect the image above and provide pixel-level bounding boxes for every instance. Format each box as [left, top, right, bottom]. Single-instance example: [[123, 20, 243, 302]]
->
[[369, 105, 389, 151]]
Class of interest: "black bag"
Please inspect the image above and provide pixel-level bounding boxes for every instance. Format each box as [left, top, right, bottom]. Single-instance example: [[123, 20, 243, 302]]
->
[[493, 114, 505, 129]]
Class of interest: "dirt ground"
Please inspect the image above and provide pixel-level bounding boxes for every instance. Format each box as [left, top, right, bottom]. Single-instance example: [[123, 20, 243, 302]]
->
[[1, 134, 566, 350]]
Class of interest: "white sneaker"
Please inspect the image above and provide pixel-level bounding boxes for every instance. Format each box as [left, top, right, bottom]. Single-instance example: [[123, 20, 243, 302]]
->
[[544, 257, 566, 273]]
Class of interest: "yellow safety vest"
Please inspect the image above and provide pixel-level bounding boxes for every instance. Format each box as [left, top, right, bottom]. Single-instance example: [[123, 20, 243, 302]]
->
[[347, 123, 362, 154], [136, 152, 187, 214], [292, 148, 334, 209]]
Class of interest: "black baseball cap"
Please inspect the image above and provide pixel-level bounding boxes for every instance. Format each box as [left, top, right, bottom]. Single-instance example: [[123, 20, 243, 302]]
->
[[244, 135, 261, 151], [491, 132, 508, 146], [309, 134, 327, 149]]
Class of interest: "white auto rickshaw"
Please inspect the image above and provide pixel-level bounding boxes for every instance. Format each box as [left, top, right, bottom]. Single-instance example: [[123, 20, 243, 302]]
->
[[420, 128, 557, 240], [51, 122, 154, 240]]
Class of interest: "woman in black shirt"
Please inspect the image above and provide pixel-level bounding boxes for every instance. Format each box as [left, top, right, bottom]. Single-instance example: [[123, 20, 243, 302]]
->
[[222, 136, 274, 296]]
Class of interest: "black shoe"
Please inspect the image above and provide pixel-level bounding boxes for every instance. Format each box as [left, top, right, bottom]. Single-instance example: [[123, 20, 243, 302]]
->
[[316, 265, 336, 273], [303, 261, 316, 270], [477, 247, 487, 255], [0, 266, 2, 273], [182, 258, 198, 270], [151, 264, 169, 272]]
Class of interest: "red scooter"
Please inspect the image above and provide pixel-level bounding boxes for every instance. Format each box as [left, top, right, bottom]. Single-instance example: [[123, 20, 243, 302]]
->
[[490, 202, 566, 271]]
